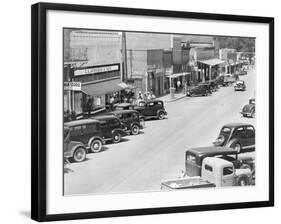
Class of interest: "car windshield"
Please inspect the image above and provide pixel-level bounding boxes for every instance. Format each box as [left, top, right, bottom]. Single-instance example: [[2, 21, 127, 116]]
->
[[63, 127, 70, 140], [115, 106, 124, 110], [139, 102, 146, 107], [236, 81, 244, 85], [250, 99, 255, 104], [220, 127, 231, 135], [186, 152, 197, 164]]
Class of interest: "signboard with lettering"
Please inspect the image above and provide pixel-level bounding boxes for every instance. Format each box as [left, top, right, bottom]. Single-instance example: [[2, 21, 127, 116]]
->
[[74, 65, 119, 76], [64, 82, 82, 91]]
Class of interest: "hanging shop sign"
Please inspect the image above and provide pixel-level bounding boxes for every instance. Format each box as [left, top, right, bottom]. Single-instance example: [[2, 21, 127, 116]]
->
[[64, 82, 82, 91], [74, 64, 119, 76]]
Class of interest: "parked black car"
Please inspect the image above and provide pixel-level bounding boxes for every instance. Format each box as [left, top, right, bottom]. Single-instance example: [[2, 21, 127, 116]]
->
[[64, 119, 105, 153], [241, 98, 255, 118], [134, 100, 168, 120], [108, 110, 144, 135], [186, 83, 212, 96], [207, 80, 219, 92], [91, 115, 128, 143], [213, 123, 255, 153]]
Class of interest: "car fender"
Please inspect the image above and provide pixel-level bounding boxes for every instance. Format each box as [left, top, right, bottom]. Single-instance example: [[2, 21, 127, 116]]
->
[[68, 142, 86, 157], [130, 122, 140, 129], [157, 109, 167, 116], [88, 136, 105, 147], [112, 128, 128, 136], [226, 138, 240, 149]]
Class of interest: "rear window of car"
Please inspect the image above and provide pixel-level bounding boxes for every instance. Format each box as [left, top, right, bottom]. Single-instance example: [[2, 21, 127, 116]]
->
[[236, 81, 244, 84]]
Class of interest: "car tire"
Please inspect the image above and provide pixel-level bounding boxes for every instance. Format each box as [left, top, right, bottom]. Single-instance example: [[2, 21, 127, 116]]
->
[[158, 111, 165, 120], [234, 143, 242, 154], [237, 176, 249, 186], [112, 133, 121, 143], [242, 114, 247, 117], [72, 147, 87, 162], [90, 139, 103, 153], [131, 125, 140, 135]]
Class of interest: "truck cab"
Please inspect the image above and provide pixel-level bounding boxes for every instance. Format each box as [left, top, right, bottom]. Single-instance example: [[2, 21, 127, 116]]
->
[[161, 157, 253, 190], [201, 157, 252, 187]]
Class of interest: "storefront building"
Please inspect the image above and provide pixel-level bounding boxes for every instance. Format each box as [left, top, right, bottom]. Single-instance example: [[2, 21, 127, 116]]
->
[[63, 29, 128, 117], [124, 32, 171, 97]]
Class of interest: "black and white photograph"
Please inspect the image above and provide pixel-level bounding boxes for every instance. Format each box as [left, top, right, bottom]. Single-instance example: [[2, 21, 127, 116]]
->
[[63, 29, 256, 195]]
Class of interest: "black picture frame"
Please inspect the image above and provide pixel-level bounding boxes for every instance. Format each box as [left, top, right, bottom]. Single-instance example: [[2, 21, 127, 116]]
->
[[31, 2, 274, 222]]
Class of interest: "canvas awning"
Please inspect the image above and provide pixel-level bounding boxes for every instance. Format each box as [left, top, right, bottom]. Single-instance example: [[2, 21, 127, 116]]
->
[[166, 72, 191, 78], [198, 58, 225, 66], [81, 79, 127, 96]]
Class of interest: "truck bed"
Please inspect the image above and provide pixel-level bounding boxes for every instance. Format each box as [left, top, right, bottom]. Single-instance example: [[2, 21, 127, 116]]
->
[[161, 176, 215, 190]]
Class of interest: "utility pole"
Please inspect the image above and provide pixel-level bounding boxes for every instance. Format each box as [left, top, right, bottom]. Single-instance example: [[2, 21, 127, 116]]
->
[[121, 32, 128, 82]]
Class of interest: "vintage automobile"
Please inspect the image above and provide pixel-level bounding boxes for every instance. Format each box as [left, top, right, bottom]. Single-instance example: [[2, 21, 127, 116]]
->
[[113, 103, 135, 111], [234, 80, 246, 91], [161, 157, 253, 190], [186, 83, 212, 97], [213, 123, 255, 153], [241, 98, 255, 118], [185, 146, 255, 177], [207, 80, 219, 92], [91, 115, 128, 143], [63, 127, 87, 162], [217, 73, 238, 86], [133, 100, 168, 120], [64, 119, 105, 153], [108, 109, 144, 135]]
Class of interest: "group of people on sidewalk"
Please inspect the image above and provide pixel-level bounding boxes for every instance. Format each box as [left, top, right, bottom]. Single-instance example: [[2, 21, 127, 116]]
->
[[136, 91, 156, 104]]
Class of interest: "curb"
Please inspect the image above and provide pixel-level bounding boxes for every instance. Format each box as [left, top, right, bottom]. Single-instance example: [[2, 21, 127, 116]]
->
[[163, 95, 186, 103]]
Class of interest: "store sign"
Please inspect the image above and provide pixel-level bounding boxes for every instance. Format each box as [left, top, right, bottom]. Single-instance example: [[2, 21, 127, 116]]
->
[[74, 65, 119, 76], [64, 82, 81, 91]]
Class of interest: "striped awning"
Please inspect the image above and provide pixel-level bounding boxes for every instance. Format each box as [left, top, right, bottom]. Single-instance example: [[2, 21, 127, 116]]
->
[[82, 79, 126, 96]]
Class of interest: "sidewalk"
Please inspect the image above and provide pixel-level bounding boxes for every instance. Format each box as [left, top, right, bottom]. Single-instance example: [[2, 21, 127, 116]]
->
[[157, 92, 186, 103]]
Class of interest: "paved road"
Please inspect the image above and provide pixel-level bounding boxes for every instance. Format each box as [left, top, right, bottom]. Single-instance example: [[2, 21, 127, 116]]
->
[[64, 67, 256, 195]]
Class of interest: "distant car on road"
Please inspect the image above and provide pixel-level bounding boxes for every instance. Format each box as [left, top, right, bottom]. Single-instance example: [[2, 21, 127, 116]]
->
[[234, 80, 246, 91], [241, 98, 255, 118], [64, 119, 105, 153], [91, 115, 128, 143], [213, 123, 255, 153], [186, 83, 212, 97], [108, 110, 144, 135]]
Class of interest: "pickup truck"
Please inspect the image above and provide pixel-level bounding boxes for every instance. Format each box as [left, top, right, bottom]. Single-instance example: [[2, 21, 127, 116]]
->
[[161, 157, 253, 190]]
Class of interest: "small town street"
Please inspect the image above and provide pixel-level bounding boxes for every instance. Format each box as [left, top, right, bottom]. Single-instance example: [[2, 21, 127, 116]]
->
[[64, 67, 256, 195]]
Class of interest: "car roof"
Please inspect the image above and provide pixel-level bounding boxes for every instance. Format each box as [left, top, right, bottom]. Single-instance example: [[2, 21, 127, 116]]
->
[[110, 109, 139, 115], [64, 119, 99, 127], [223, 123, 253, 128], [140, 99, 163, 103], [115, 103, 134, 107], [203, 157, 233, 167], [91, 114, 118, 120], [186, 146, 238, 157]]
